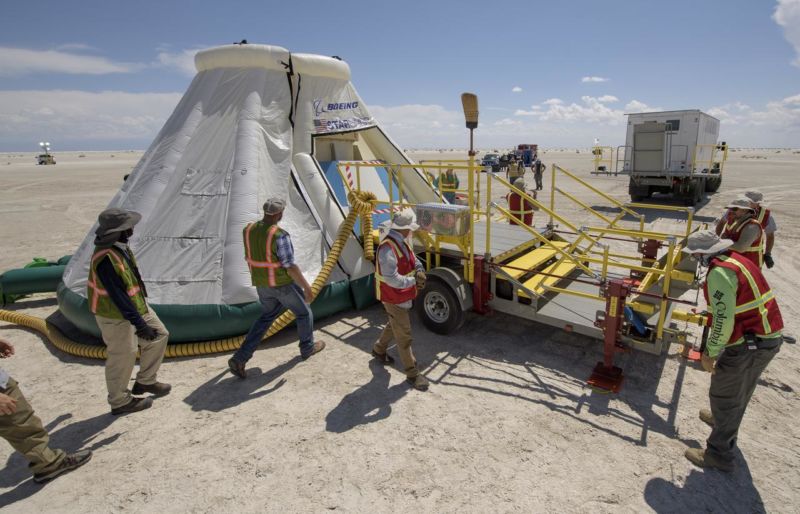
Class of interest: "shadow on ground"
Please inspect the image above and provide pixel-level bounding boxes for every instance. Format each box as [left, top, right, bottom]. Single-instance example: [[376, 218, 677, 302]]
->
[[327, 303, 693, 447], [0, 412, 120, 507], [325, 359, 409, 433], [644, 449, 765, 513], [184, 356, 301, 412]]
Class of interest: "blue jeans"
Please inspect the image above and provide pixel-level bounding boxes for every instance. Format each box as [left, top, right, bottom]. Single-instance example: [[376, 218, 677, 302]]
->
[[233, 284, 314, 363]]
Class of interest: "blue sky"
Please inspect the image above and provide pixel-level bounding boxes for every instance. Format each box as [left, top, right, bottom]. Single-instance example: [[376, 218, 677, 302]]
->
[[0, 0, 798, 151]]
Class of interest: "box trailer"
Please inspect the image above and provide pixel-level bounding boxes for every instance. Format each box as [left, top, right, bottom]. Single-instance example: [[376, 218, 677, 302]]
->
[[621, 110, 727, 205]]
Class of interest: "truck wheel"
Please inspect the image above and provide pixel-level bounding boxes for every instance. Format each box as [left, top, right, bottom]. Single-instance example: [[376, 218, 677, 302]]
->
[[415, 280, 465, 335], [705, 175, 722, 192], [695, 178, 706, 203]]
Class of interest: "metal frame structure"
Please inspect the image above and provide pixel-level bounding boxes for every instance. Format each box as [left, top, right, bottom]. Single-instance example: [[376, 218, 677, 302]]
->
[[334, 157, 707, 391]]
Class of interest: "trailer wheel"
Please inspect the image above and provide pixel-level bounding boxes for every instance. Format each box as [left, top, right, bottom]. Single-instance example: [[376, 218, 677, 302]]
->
[[415, 280, 465, 335], [705, 175, 722, 192]]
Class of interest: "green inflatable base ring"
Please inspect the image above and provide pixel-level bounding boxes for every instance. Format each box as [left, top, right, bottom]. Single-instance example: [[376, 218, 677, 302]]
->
[[57, 278, 356, 344]]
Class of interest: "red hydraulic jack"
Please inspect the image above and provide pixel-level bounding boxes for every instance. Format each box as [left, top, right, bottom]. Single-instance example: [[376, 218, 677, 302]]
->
[[472, 255, 492, 315], [589, 278, 629, 392]]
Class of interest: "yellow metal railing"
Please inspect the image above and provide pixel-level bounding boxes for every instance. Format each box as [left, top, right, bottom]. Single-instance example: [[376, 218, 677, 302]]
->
[[336, 158, 697, 341], [692, 143, 728, 174], [591, 145, 613, 174]]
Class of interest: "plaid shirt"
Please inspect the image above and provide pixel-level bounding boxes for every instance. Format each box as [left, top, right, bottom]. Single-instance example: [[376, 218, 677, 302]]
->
[[275, 232, 295, 268]]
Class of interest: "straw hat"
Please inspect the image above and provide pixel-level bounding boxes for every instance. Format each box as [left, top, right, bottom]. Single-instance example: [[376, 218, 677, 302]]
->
[[726, 196, 755, 211], [682, 230, 734, 255], [389, 208, 419, 231]]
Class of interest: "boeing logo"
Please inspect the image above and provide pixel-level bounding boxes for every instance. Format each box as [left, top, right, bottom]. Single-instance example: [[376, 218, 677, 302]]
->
[[313, 98, 359, 117]]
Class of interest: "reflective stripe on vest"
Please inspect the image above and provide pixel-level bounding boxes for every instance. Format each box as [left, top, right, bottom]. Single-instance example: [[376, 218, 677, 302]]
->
[[87, 249, 143, 314], [756, 206, 770, 229], [717, 254, 774, 334], [509, 193, 535, 216], [375, 238, 417, 303], [244, 223, 282, 287], [723, 217, 763, 268]]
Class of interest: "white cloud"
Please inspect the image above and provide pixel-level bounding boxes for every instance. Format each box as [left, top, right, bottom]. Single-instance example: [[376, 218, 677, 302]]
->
[[774, 0, 800, 66], [0, 47, 138, 77], [514, 107, 541, 116], [543, 98, 563, 105], [597, 95, 619, 103], [0, 90, 182, 144], [155, 48, 202, 77], [54, 43, 97, 52], [581, 76, 609, 83], [511, 86, 523, 93], [624, 100, 662, 112]]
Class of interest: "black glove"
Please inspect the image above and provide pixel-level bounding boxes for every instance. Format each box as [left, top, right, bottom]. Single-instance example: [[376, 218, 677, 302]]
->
[[764, 254, 774, 269], [135, 325, 159, 341]]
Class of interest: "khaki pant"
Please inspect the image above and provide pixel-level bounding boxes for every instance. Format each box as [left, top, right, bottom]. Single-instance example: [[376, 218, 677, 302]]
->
[[0, 378, 65, 474], [96, 307, 169, 409], [374, 302, 419, 378]]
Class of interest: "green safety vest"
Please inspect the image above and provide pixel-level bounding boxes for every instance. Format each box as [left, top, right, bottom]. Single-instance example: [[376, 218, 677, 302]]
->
[[243, 221, 293, 287], [87, 247, 148, 319]]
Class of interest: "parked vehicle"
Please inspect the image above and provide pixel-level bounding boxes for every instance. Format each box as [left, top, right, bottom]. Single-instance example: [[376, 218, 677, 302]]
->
[[622, 110, 726, 205], [481, 153, 500, 172], [515, 144, 538, 166]]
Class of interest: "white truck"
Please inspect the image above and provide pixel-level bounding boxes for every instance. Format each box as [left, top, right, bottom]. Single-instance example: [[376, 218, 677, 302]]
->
[[621, 110, 726, 205]]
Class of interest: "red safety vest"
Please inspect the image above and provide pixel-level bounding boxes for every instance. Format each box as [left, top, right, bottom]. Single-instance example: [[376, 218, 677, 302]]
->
[[508, 192, 534, 226], [704, 251, 783, 345], [722, 216, 764, 268], [375, 237, 418, 304]]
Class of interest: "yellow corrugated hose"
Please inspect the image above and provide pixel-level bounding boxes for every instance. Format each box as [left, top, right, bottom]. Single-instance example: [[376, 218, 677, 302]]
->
[[0, 190, 377, 360]]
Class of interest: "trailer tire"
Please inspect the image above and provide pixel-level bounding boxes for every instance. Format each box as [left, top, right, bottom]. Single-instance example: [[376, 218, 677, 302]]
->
[[415, 279, 465, 335], [705, 175, 722, 192]]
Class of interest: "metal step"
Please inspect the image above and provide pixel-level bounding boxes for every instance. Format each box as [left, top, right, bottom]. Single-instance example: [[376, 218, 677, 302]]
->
[[518, 260, 578, 299], [499, 241, 569, 281]]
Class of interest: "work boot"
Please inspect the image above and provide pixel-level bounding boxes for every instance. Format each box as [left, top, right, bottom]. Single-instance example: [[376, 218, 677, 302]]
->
[[406, 374, 430, 391], [132, 381, 172, 397], [111, 396, 153, 416], [228, 358, 247, 379], [684, 448, 734, 472], [33, 450, 93, 483], [301, 340, 326, 360], [699, 408, 715, 428], [371, 350, 395, 365]]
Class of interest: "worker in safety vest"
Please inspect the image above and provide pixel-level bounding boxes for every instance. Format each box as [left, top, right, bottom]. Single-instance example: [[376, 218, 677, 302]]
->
[[717, 196, 764, 269], [228, 198, 325, 379], [682, 230, 783, 472], [373, 209, 429, 391], [742, 190, 777, 269], [716, 191, 778, 270], [507, 178, 537, 227], [433, 168, 460, 203], [88, 208, 170, 415]]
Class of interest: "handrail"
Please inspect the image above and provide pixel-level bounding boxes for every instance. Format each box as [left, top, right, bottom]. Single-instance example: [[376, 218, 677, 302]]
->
[[490, 172, 602, 247], [492, 203, 597, 278], [554, 164, 641, 220]]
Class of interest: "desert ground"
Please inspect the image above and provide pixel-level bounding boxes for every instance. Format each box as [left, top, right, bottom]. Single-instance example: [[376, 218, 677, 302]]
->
[[0, 148, 798, 513]]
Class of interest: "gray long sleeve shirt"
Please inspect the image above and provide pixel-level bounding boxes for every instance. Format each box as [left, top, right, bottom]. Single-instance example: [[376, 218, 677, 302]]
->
[[377, 230, 424, 309]]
